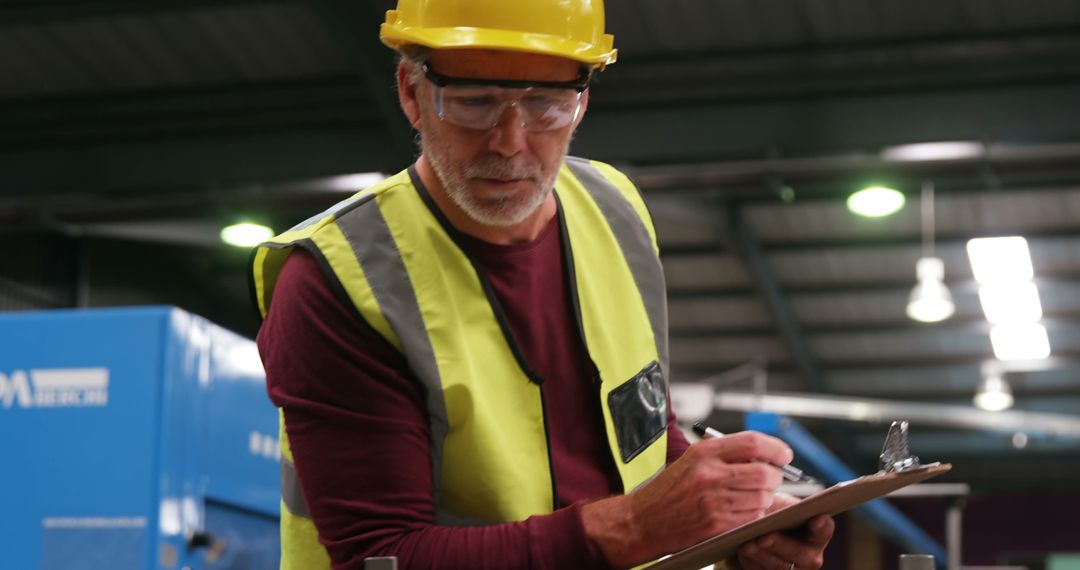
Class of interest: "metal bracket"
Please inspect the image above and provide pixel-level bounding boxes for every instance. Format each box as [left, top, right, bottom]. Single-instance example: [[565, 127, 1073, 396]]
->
[[879, 420, 923, 473]]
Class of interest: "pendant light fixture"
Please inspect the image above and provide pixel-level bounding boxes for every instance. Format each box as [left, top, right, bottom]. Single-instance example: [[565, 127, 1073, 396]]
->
[[974, 363, 1014, 412], [906, 181, 955, 322]]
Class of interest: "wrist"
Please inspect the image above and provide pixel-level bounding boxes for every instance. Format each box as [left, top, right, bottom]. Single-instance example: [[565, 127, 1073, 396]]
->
[[581, 495, 647, 569]]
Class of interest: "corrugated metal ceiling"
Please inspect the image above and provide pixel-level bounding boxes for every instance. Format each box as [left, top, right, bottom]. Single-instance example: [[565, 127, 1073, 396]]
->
[[611, 0, 1080, 56], [0, 4, 351, 98]]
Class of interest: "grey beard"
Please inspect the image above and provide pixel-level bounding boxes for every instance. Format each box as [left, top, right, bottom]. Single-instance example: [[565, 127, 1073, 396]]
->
[[445, 176, 551, 227], [422, 131, 563, 227]]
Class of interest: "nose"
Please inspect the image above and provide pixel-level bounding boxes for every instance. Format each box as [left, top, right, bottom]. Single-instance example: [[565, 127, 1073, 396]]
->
[[487, 102, 528, 157]]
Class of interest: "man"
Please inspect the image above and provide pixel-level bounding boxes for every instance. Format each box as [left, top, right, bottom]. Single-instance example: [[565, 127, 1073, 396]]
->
[[252, 1, 834, 568]]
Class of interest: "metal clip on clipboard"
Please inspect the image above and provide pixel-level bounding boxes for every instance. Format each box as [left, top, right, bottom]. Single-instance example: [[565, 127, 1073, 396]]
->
[[879, 420, 938, 474]]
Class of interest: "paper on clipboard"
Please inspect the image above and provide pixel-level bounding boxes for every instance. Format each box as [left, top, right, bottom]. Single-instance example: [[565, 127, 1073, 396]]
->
[[645, 463, 952, 570]]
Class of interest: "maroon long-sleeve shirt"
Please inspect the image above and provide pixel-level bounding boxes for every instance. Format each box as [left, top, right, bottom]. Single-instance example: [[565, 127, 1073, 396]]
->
[[258, 212, 689, 569]]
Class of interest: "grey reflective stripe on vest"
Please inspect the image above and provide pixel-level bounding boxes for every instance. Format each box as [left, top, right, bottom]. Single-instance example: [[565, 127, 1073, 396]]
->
[[281, 457, 308, 517], [564, 157, 670, 380], [290, 191, 374, 232], [333, 198, 451, 510], [279, 196, 451, 521]]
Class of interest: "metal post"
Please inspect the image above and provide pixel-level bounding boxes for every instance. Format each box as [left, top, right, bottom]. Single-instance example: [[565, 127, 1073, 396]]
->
[[946, 500, 963, 570]]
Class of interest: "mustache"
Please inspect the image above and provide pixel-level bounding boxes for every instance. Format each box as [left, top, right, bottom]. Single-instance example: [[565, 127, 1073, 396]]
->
[[463, 157, 542, 181]]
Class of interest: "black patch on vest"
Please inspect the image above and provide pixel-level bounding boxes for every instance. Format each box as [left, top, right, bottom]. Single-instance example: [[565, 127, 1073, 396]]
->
[[608, 361, 667, 463]]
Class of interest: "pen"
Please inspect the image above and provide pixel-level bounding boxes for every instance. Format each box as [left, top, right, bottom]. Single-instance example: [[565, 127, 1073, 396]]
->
[[692, 422, 816, 484]]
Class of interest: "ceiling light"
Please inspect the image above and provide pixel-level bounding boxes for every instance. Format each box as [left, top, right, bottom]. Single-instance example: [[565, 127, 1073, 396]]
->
[[978, 282, 1043, 324], [989, 323, 1051, 361], [907, 257, 955, 322], [967, 236, 1033, 284], [974, 371, 1014, 411], [220, 222, 274, 247], [847, 186, 905, 217], [907, 183, 953, 323], [324, 172, 387, 192], [881, 141, 984, 162]]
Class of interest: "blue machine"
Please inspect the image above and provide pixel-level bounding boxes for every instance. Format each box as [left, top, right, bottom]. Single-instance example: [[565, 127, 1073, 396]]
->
[[0, 306, 280, 570]]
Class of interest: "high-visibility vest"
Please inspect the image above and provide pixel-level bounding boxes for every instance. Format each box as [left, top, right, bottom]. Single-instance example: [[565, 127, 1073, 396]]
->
[[252, 157, 670, 568]]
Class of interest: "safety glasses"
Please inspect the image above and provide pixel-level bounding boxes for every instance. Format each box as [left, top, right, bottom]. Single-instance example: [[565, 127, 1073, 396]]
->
[[422, 64, 589, 133]]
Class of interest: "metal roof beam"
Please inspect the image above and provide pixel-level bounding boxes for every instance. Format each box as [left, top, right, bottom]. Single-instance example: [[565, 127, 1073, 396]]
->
[[0, 0, 288, 27], [691, 275, 1079, 296], [0, 77, 376, 149], [755, 230, 1080, 252], [673, 318, 1028, 339], [594, 29, 1080, 108], [713, 390, 1080, 438], [726, 205, 828, 393], [819, 352, 1080, 370], [675, 352, 1080, 376], [0, 129, 396, 208], [306, 0, 415, 166], [576, 84, 1080, 166]]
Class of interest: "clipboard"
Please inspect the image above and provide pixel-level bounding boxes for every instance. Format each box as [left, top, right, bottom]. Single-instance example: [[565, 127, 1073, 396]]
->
[[645, 463, 952, 570]]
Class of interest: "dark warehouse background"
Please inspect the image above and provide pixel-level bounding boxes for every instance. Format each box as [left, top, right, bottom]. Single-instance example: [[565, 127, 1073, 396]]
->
[[3, 1, 1080, 567]]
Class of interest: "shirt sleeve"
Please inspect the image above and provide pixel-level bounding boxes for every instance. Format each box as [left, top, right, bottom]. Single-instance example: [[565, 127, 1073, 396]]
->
[[257, 249, 611, 570], [665, 394, 691, 464]]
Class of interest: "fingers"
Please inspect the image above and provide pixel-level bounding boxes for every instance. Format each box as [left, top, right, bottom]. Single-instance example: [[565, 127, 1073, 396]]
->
[[739, 535, 817, 570], [618, 430, 817, 564], [767, 491, 801, 513], [804, 515, 836, 547], [680, 446, 786, 492], [696, 431, 794, 467], [684, 463, 783, 520], [738, 538, 796, 569], [698, 487, 774, 513], [737, 516, 835, 570], [620, 449, 785, 559], [723, 461, 786, 491], [691, 465, 780, 533]]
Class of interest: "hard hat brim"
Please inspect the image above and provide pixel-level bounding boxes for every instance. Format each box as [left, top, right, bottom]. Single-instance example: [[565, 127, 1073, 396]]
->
[[381, 24, 617, 68]]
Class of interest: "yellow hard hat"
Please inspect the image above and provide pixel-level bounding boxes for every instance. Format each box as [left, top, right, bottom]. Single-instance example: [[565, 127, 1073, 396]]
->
[[380, 0, 617, 69]]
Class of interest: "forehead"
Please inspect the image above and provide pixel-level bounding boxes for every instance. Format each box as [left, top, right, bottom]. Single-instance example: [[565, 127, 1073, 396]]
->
[[426, 49, 582, 83]]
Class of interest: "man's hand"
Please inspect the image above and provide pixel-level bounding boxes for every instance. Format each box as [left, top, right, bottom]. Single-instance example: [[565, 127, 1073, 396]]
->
[[731, 493, 835, 570], [582, 431, 794, 568]]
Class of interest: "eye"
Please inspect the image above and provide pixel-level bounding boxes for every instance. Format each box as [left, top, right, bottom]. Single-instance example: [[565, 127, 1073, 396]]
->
[[522, 94, 557, 106], [523, 90, 576, 111], [450, 94, 498, 108]]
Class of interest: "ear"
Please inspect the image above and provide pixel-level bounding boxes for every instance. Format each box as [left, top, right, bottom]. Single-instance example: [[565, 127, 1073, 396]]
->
[[397, 62, 423, 130]]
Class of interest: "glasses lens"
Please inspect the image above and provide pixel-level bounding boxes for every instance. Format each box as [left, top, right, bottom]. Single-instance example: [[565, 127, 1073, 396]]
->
[[435, 85, 581, 132], [439, 86, 504, 129], [519, 89, 581, 131]]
